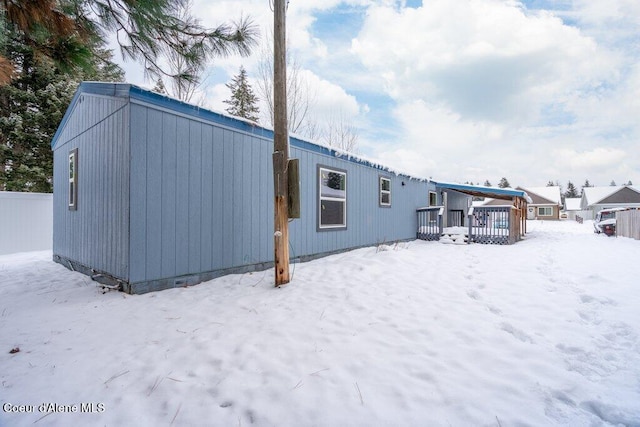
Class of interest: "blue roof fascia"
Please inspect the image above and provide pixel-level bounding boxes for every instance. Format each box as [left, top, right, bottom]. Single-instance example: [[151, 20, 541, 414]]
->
[[128, 85, 275, 141], [433, 181, 527, 198], [53, 82, 427, 181], [129, 85, 423, 179]]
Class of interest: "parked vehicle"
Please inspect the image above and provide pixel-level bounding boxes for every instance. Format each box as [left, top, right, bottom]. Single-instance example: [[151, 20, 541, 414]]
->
[[598, 218, 616, 236], [594, 208, 625, 235]]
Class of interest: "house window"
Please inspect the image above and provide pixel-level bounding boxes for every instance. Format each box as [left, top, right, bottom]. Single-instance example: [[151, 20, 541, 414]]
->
[[538, 206, 552, 216], [429, 191, 437, 206], [68, 148, 78, 210], [318, 166, 346, 230], [379, 176, 391, 207]]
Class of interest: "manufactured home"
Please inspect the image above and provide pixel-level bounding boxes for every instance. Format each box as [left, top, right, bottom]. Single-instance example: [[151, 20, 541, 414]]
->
[[52, 82, 454, 293]]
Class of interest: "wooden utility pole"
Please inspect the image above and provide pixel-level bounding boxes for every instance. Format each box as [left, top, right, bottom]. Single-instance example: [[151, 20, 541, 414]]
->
[[273, 0, 290, 286]]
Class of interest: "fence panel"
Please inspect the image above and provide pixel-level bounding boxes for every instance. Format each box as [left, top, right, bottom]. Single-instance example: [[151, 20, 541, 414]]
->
[[0, 191, 53, 255], [616, 210, 640, 240]]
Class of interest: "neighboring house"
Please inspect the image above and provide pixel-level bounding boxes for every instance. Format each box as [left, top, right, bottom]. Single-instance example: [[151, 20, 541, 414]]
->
[[563, 197, 582, 220], [517, 186, 562, 220], [580, 186, 640, 219], [51, 82, 438, 294]]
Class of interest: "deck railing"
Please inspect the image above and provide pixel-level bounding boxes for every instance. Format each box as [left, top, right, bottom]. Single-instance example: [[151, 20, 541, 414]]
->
[[467, 206, 515, 245], [417, 206, 443, 241], [417, 205, 524, 245]]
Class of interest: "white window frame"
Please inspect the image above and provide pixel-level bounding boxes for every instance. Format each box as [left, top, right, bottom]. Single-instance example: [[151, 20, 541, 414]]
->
[[68, 148, 78, 210], [379, 176, 391, 207], [318, 165, 347, 230], [537, 206, 553, 216]]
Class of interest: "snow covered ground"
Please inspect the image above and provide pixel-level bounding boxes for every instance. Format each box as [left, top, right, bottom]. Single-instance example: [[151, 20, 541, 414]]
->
[[1, 220, 639, 426]]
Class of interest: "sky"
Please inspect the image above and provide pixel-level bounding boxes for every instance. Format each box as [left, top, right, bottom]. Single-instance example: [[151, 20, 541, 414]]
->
[[112, 0, 640, 189]]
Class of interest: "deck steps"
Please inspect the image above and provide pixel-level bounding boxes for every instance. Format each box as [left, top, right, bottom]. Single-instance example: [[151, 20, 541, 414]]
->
[[440, 231, 468, 244]]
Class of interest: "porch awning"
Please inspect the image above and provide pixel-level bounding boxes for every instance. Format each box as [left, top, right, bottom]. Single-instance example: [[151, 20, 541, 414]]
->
[[433, 181, 532, 203]]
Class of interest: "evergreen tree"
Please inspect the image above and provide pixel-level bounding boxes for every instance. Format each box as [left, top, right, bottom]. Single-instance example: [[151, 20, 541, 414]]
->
[[546, 180, 555, 186], [626, 180, 633, 186], [1, 0, 257, 87], [223, 66, 259, 122], [564, 181, 579, 198], [498, 177, 511, 188], [0, 29, 123, 192], [483, 180, 492, 187], [610, 180, 617, 186]]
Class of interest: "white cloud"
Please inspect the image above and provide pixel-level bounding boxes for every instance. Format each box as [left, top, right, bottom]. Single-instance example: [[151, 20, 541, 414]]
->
[[367, 100, 508, 180], [351, 0, 613, 123], [553, 147, 627, 170], [107, 0, 639, 187]]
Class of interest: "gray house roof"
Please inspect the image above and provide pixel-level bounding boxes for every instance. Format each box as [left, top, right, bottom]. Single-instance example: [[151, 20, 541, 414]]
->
[[581, 186, 640, 208]]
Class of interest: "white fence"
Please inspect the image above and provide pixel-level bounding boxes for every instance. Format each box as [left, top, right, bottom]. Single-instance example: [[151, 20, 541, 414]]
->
[[616, 210, 640, 240], [574, 210, 593, 221], [0, 191, 53, 255]]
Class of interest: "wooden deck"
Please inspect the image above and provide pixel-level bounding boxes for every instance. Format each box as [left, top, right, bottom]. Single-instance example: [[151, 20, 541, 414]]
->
[[417, 206, 525, 245]]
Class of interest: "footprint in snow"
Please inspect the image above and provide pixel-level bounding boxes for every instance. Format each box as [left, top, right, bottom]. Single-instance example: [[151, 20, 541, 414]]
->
[[500, 322, 533, 343]]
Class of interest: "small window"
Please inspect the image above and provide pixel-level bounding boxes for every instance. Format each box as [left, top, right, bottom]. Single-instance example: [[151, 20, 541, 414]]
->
[[537, 206, 553, 216], [379, 177, 391, 207], [429, 191, 437, 206], [68, 148, 78, 210], [318, 166, 346, 230]]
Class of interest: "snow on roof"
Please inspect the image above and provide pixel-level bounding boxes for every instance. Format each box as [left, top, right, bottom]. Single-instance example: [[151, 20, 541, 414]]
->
[[520, 186, 562, 205], [582, 187, 619, 205], [564, 198, 582, 211], [581, 186, 640, 205]]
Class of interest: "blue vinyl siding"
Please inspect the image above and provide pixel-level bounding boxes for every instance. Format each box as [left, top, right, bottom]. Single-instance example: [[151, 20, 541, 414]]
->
[[128, 103, 279, 284], [53, 83, 435, 292], [52, 93, 129, 279], [129, 105, 147, 281]]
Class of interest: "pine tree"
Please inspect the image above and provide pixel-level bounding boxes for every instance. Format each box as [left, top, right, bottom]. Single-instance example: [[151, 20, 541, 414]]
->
[[224, 66, 259, 122], [564, 181, 579, 198], [483, 180, 492, 187], [626, 180, 633, 186], [546, 180, 555, 187], [610, 180, 617, 186], [0, 30, 124, 192], [1, 0, 257, 87], [498, 177, 510, 188]]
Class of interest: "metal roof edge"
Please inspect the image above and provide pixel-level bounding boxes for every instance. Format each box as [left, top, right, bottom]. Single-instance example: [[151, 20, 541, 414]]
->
[[53, 82, 428, 182], [127, 85, 427, 180], [434, 181, 529, 197]]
